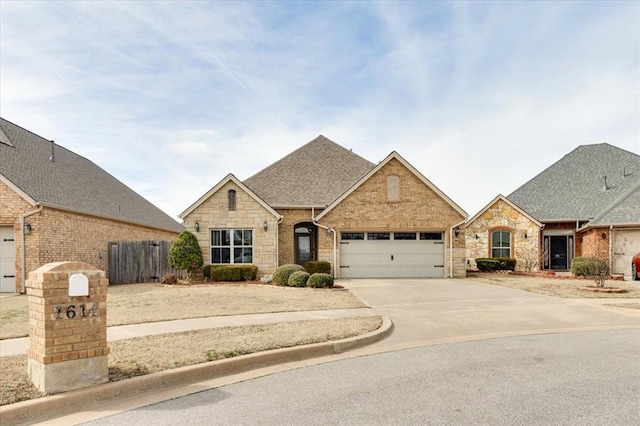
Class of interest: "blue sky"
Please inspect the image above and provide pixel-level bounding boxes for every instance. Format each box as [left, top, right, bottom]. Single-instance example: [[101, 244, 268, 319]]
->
[[1, 1, 638, 221]]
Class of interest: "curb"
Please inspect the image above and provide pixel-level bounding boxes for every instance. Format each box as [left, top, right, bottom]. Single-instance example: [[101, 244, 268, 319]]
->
[[1, 316, 393, 425]]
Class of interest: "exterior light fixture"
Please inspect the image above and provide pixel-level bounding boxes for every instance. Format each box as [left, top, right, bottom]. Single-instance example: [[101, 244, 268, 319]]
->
[[194, 221, 200, 233], [454, 228, 460, 237], [524, 233, 528, 239], [475, 234, 479, 239], [263, 221, 268, 232], [24, 222, 32, 235], [601, 232, 607, 240]]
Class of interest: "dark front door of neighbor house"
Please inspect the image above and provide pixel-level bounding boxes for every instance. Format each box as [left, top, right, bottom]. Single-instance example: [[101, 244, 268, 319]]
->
[[550, 236, 568, 270], [295, 223, 316, 264]]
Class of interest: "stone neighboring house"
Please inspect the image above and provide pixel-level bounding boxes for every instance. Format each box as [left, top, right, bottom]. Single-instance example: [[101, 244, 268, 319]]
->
[[180, 136, 468, 279], [464, 143, 640, 279], [0, 117, 184, 293]]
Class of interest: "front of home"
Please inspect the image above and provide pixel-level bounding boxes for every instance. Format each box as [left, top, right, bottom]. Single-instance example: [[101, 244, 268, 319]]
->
[[0, 118, 184, 293], [180, 136, 468, 279], [465, 143, 640, 279]]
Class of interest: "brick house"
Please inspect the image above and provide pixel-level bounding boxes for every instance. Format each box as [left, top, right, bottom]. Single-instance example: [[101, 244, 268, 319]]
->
[[180, 136, 468, 279], [464, 143, 640, 279], [0, 117, 184, 293]]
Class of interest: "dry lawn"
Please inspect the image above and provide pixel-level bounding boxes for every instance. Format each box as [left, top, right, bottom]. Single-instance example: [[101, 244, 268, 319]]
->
[[0, 283, 367, 339], [0, 282, 378, 406], [466, 272, 640, 301]]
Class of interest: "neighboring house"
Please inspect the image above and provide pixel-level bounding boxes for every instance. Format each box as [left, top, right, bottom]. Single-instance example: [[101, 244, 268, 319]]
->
[[0, 117, 184, 293], [464, 143, 640, 279], [180, 136, 468, 279]]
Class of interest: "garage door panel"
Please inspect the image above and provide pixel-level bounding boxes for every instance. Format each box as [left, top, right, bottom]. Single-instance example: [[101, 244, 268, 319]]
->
[[613, 230, 640, 280], [340, 234, 445, 279], [0, 227, 16, 293]]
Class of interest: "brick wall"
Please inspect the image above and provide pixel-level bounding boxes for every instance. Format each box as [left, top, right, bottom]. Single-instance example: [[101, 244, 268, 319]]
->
[[275, 208, 315, 266], [580, 227, 610, 260], [2, 180, 181, 292], [318, 158, 467, 277], [184, 180, 278, 276]]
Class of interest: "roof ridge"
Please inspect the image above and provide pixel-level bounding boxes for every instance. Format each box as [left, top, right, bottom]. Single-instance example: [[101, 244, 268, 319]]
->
[[589, 181, 640, 224]]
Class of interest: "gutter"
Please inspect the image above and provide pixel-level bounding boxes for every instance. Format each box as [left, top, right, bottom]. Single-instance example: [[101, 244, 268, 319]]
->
[[20, 205, 43, 293], [449, 219, 467, 278], [274, 216, 283, 270], [311, 208, 337, 279]]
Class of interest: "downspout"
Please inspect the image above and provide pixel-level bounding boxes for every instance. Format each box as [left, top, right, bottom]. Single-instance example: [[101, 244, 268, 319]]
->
[[608, 225, 614, 275], [311, 208, 337, 279], [449, 219, 467, 278], [20, 205, 43, 293], [274, 216, 283, 270]]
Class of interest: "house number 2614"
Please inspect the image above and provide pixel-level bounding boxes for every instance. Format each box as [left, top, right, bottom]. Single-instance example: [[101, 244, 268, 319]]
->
[[54, 304, 98, 320]]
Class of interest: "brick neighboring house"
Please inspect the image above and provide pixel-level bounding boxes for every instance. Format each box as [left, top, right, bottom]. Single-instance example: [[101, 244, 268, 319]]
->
[[180, 136, 468, 279], [0, 117, 184, 293], [464, 143, 640, 279]]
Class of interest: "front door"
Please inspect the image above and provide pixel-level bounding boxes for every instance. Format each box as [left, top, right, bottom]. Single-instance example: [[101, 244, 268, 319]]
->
[[550, 236, 568, 270], [294, 223, 316, 264]]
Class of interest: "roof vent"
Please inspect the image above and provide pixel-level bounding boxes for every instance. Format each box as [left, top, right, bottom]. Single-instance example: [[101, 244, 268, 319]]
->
[[49, 140, 55, 163], [603, 175, 609, 190], [623, 167, 631, 177]]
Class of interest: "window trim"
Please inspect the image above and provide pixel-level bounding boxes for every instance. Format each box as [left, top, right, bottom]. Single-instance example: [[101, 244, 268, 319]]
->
[[211, 228, 253, 264], [489, 228, 512, 258]]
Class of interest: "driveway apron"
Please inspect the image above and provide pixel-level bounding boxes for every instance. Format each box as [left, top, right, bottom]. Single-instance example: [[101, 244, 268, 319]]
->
[[340, 278, 640, 350]]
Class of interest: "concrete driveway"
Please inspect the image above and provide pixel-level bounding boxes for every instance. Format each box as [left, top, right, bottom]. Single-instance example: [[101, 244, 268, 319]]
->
[[341, 278, 640, 351]]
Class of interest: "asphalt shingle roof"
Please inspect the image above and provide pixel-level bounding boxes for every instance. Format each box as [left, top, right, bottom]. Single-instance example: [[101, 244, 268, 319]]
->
[[508, 143, 640, 223], [0, 117, 183, 233], [243, 135, 375, 207]]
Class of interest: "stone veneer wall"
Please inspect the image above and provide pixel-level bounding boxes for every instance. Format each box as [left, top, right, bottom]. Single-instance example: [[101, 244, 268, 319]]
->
[[465, 199, 541, 272], [1, 181, 181, 292], [318, 158, 467, 277], [184, 180, 278, 276]]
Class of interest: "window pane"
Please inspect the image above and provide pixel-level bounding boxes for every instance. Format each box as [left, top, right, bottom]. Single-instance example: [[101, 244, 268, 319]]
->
[[342, 232, 364, 240], [244, 248, 252, 263], [243, 230, 252, 245], [222, 230, 230, 246], [234, 230, 243, 246], [394, 233, 416, 240], [212, 230, 220, 246], [221, 248, 230, 263], [368, 232, 390, 240], [420, 232, 443, 240], [212, 248, 221, 263], [492, 232, 500, 246]]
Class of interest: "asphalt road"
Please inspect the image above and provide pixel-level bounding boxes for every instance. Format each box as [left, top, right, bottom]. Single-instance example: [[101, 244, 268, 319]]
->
[[81, 329, 640, 426]]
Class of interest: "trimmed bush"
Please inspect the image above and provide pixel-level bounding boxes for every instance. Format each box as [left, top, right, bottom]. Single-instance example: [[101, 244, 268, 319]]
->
[[303, 261, 331, 275], [288, 271, 310, 287], [203, 264, 214, 279], [570, 256, 610, 287], [272, 264, 306, 286], [570, 256, 594, 276], [307, 273, 334, 288], [476, 257, 516, 271], [168, 231, 203, 272], [209, 265, 258, 282]]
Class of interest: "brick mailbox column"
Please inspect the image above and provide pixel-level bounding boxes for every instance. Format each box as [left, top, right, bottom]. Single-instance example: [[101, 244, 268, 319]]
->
[[26, 261, 109, 394]]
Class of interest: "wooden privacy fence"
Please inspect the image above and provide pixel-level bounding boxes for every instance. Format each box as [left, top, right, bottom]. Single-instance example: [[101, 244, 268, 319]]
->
[[108, 241, 179, 284]]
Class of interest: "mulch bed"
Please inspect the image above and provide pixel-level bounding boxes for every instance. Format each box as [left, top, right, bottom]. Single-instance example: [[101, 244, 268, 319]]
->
[[578, 286, 628, 293]]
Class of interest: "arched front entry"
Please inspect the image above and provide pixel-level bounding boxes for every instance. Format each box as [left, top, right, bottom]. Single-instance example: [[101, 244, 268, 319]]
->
[[294, 222, 317, 265]]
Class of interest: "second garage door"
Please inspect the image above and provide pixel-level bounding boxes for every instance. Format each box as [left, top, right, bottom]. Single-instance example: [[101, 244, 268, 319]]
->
[[613, 229, 640, 280], [340, 231, 445, 278]]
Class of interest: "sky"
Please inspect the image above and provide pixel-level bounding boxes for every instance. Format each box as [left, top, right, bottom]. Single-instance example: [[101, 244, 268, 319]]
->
[[1, 1, 638, 222]]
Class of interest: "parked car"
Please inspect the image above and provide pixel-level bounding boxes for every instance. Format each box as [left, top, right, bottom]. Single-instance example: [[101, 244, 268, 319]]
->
[[633, 253, 640, 281]]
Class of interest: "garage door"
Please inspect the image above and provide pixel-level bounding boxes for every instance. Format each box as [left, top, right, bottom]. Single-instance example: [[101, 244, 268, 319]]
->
[[340, 232, 445, 278], [613, 229, 640, 280], [0, 227, 16, 292]]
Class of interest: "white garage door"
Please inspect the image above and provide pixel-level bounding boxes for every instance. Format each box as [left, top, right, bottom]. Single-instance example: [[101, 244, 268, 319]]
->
[[613, 229, 640, 280], [0, 227, 16, 292], [340, 232, 445, 278]]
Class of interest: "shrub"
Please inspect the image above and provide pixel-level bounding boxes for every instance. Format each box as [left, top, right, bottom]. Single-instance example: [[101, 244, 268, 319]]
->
[[288, 271, 310, 287], [203, 264, 214, 279], [476, 257, 516, 271], [161, 273, 178, 285], [570, 256, 610, 287], [307, 273, 334, 288], [168, 231, 203, 273], [209, 265, 258, 282], [303, 261, 331, 275], [272, 264, 306, 286]]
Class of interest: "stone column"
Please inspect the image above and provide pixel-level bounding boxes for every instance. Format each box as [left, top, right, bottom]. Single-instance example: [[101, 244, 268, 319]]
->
[[26, 261, 109, 394]]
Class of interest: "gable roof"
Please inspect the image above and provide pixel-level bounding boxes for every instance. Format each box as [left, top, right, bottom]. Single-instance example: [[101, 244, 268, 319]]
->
[[508, 143, 640, 222], [0, 117, 183, 233], [316, 151, 467, 221], [243, 135, 375, 208], [582, 182, 640, 228], [179, 173, 282, 219], [463, 194, 542, 228]]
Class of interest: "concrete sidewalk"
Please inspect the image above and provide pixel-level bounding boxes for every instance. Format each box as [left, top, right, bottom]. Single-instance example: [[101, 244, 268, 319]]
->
[[0, 308, 376, 357]]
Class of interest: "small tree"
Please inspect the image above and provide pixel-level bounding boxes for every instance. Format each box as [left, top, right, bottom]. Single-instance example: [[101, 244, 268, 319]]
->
[[168, 231, 203, 279]]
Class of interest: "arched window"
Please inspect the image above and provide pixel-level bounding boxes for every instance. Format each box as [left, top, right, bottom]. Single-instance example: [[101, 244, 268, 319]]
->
[[228, 189, 236, 211], [491, 230, 511, 258], [387, 175, 400, 201]]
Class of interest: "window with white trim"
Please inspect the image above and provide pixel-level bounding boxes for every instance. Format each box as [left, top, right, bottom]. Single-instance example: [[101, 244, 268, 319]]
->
[[211, 229, 253, 264], [491, 230, 511, 258]]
